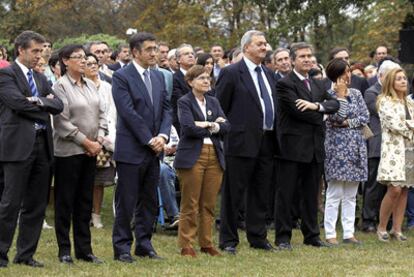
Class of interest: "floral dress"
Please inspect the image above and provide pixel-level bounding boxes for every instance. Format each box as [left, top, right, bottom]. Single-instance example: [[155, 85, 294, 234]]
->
[[324, 88, 369, 182]]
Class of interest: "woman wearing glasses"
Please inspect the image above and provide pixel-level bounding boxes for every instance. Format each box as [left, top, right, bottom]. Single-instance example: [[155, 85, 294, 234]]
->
[[84, 53, 117, 229], [174, 65, 230, 257], [53, 44, 107, 264]]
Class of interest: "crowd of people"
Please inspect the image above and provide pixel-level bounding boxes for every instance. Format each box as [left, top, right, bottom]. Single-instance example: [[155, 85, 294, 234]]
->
[[0, 29, 413, 268]]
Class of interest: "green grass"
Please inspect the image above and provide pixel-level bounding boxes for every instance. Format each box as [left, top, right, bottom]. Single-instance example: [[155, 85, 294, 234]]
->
[[2, 186, 414, 276]]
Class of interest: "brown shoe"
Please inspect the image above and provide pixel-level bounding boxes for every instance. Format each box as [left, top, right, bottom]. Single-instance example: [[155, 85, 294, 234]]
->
[[181, 247, 197, 257], [200, 247, 221, 256], [326, 238, 339, 246]]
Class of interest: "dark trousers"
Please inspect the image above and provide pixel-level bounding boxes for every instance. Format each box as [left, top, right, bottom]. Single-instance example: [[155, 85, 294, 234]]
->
[[0, 134, 50, 262], [54, 154, 96, 257], [362, 158, 386, 227], [275, 159, 322, 244], [219, 133, 274, 248], [112, 157, 159, 257], [0, 165, 4, 197]]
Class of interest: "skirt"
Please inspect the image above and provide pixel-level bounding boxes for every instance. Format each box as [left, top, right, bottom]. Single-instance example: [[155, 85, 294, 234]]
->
[[94, 165, 116, 187]]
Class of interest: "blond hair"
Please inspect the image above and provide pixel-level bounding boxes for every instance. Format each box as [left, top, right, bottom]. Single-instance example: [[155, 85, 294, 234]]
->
[[376, 68, 407, 110]]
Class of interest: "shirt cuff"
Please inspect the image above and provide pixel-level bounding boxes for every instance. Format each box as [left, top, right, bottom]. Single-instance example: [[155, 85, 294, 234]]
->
[[158, 133, 169, 142], [317, 102, 325, 112], [210, 122, 220, 134]]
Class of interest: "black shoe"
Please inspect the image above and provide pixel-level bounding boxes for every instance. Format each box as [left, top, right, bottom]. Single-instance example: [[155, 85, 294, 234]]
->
[[0, 257, 8, 268], [115, 253, 135, 263], [135, 250, 163, 260], [220, 246, 236, 255], [304, 239, 330, 248], [14, 258, 44, 268], [276, 242, 293, 251], [77, 254, 103, 264], [362, 225, 376, 233], [250, 242, 275, 251], [59, 255, 74, 264]]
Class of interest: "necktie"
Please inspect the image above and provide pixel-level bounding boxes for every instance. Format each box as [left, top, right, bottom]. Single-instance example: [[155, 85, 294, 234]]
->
[[303, 78, 311, 91], [27, 70, 39, 97], [255, 66, 273, 129], [143, 69, 153, 104]]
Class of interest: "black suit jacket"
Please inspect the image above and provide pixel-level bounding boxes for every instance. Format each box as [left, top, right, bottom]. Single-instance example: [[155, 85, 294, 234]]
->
[[275, 72, 284, 82], [216, 59, 278, 158], [364, 81, 382, 158], [174, 92, 230, 169], [276, 71, 339, 163], [0, 63, 63, 162], [323, 74, 369, 95], [171, 69, 191, 134]]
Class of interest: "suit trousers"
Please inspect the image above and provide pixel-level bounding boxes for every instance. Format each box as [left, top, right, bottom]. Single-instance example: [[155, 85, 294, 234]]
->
[[275, 158, 322, 244], [0, 133, 49, 262], [112, 157, 159, 257], [54, 154, 96, 257], [0, 165, 4, 198], [362, 158, 386, 227], [219, 132, 274, 248], [176, 144, 223, 248], [324, 181, 359, 239]]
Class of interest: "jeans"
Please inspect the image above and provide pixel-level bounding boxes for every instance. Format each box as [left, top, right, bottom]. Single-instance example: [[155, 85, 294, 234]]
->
[[159, 162, 179, 218], [407, 188, 414, 227]]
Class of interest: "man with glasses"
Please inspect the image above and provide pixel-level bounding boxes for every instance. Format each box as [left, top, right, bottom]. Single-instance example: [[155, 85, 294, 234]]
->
[[0, 30, 63, 267]]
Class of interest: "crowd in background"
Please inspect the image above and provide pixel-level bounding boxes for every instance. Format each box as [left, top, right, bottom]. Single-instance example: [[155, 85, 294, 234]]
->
[[0, 29, 413, 268]]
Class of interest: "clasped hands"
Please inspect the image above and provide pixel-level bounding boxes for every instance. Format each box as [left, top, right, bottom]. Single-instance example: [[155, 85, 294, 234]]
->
[[194, 117, 225, 129], [26, 94, 55, 104], [150, 136, 167, 155], [83, 136, 103, 157]]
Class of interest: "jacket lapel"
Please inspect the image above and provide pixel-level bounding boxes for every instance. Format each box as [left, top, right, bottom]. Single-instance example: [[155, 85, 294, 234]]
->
[[189, 92, 206, 121], [12, 63, 32, 97], [239, 59, 262, 111], [127, 64, 154, 111], [291, 72, 312, 101]]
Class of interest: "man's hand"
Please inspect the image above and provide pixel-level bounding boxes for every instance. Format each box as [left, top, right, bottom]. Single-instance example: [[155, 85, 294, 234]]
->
[[46, 94, 55, 99], [215, 117, 226, 123], [295, 99, 319, 112], [150, 136, 166, 154], [195, 121, 211, 128], [164, 145, 177, 156]]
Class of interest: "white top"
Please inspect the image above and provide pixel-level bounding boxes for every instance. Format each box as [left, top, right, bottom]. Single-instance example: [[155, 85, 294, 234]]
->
[[243, 56, 274, 130], [195, 96, 213, 145]]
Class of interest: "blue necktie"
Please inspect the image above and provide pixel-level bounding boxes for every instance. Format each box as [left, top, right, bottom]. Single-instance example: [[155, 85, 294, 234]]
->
[[255, 66, 273, 129], [27, 70, 45, 129]]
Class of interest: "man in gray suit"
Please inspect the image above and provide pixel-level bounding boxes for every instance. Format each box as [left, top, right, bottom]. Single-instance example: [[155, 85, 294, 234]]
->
[[362, 60, 401, 232]]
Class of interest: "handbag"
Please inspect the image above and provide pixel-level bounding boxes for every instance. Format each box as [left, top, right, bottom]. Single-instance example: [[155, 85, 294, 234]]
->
[[96, 147, 113, 168], [361, 124, 374, 140]]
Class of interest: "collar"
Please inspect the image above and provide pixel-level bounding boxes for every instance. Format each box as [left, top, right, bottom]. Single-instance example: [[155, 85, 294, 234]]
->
[[66, 73, 86, 87], [119, 61, 125, 67], [132, 60, 148, 76], [195, 95, 206, 106], [243, 56, 262, 72], [15, 58, 31, 77], [293, 68, 308, 81], [180, 67, 187, 76], [276, 71, 286, 78]]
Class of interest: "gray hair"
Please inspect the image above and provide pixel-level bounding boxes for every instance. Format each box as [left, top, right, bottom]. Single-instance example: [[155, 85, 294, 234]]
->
[[289, 42, 313, 61], [240, 30, 265, 52], [273, 48, 290, 59], [378, 60, 401, 78], [84, 41, 103, 53], [176, 43, 194, 59]]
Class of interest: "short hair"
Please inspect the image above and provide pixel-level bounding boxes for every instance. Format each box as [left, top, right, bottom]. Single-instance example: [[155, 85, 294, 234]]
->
[[377, 55, 399, 69], [168, 49, 176, 60], [289, 42, 312, 61], [58, 44, 84, 76], [196, 53, 214, 66], [350, 63, 366, 77], [129, 32, 156, 52], [176, 43, 194, 59], [194, 46, 204, 53], [184, 65, 208, 84], [84, 41, 102, 53], [14, 30, 46, 57], [117, 43, 129, 52], [210, 44, 223, 50], [263, 50, 273, 64], [232, 48, 242, 60], [375, 45, 388, 53], [241, 30, 265, 52], [48, 51, 59, 68], [378, 60, 401, 78], [85, 52, 99, 63], [325, 58, 349, 82], [273, 48, 290, 59], [329, 47, 349, 61]]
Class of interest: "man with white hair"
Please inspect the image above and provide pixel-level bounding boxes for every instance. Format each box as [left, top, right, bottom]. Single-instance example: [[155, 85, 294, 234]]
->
[[362, 60, 401, 233], [167, 49, 178, 73], [217, 30, 278, 254]]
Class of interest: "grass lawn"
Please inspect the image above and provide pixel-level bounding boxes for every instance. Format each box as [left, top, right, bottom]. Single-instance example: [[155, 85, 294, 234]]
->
[[1, 186, 414, 276]]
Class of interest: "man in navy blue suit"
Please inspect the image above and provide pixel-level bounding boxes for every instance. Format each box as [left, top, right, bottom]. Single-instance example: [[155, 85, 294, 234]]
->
[[111, 32, 172, 263]]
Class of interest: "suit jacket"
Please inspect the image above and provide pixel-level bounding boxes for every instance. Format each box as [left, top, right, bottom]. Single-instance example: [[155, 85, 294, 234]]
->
[[0, 63, 63, 162], [108, 62, 122, 72], [112, 63, 172, 164], [174, 92, 230, 170], [158, 67, 173, 100], [276, 71, 339, 163], [323, 74, 369, 95], [275, 72, 284, 82], [368, 75, 378, 87], [216, 59, 278, 158], [171, 69, 191, 134], [99, 71, 112, 84], [364, 81, 382, 158]]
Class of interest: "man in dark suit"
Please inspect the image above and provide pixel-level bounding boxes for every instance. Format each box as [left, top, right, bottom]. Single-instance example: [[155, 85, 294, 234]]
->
[[111, 32, 172, 263], [362, 60, 401, 232], [85, 41, 113, 83], [108, 43, 131, 71], [273, 48, 291, 82], [275, 42, 340, 250], [171, 44, 195, 134], [0, 31, 63, 268], [324, 47, 369, 95], [217, 30, 278, 254]]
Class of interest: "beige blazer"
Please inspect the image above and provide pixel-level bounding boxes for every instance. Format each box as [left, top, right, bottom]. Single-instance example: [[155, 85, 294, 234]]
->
[[377, 96, 414, 182]]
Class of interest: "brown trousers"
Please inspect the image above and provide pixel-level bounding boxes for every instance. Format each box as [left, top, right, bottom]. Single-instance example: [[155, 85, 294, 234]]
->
[[177, 144, 223, 248]]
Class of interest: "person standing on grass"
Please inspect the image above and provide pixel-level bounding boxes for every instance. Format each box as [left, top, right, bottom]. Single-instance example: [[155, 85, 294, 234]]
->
[[111, 32, 172, 263], [0, 30, 63, 268], [376, 68, 414, 242], [323, 58, 369, 245]]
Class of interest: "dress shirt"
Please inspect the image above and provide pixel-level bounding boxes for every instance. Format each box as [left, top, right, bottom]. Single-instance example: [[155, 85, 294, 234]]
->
[[243, 57, 274, 130]]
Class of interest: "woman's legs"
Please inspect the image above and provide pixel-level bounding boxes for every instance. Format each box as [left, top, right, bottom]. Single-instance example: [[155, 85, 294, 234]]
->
[[341, 181, 359, 239], [378, 185, 402, 232], [92, 185, 104, 228], [391, 188, 409, 233], [324, 180, 343, 239]]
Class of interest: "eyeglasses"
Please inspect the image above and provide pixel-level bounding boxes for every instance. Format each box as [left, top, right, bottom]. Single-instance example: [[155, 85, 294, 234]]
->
[[195, 76, 211, 82], [69, 55, 86, 60], [86, 62, 98, 67]]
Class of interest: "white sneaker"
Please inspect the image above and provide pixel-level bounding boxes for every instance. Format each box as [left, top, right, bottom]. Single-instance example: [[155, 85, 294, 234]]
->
[[91, 213, 103, 229], [42, 219, 53, 229]]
